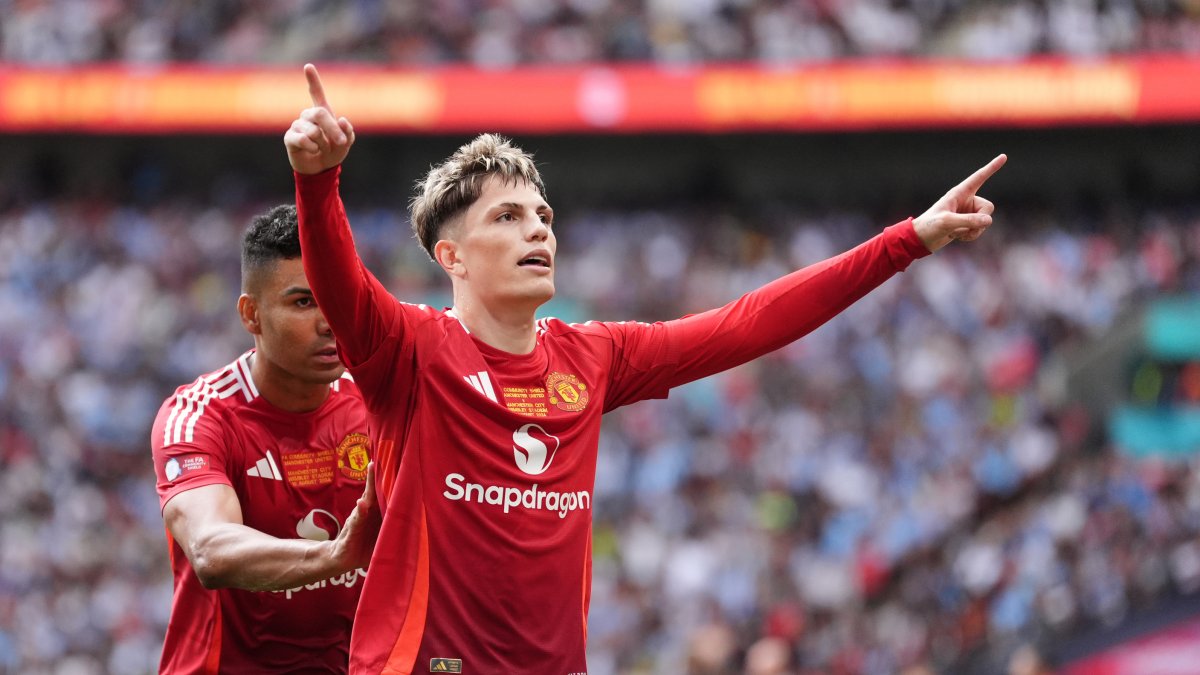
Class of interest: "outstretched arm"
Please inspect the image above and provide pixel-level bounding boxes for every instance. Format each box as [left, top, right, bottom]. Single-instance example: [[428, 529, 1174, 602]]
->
[[603, 156, 1008, 406], [285, 64, 397, 369], [163, 463, 380, 592]]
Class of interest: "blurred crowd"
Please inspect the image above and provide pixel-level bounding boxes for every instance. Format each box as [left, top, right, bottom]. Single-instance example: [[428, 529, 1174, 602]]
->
[[2, 181, 1199, 673], [4, 0, 1200, 66]]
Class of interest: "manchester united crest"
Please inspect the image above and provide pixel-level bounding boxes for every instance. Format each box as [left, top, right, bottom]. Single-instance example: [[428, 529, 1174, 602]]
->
[[336, 433, 371, 481], [546, 372, 589, 412]]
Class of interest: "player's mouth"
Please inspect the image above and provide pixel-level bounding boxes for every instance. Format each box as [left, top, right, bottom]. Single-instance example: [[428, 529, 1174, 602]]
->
[[517, 249, 553, 273], [314, 346, 341, 364]]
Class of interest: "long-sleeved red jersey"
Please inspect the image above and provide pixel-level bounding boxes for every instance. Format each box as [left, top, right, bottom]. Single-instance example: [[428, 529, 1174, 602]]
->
[[296, 167, 929, 675]]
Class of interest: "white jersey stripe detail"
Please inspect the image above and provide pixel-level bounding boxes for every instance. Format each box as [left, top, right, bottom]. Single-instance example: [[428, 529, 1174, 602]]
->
[[236, 353, 259, 400], [176, 367, 235, 441], [162, 379, 203, 446], [163, 363, 244, 447], [464, 371, 498, 403], [172, 374, 221, 445], [446, 307, 471, 334], [183, 382, 230, 444], [478, 371, 498, 403], [170, 380, 209, 445], [230, 361, 251, 402], [264, 450, 283, 480], [210, 371, 238, 392]]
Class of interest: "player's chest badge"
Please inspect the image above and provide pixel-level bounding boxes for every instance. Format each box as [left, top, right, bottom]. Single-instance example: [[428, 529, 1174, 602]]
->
[[546, 371, 589, 412], [336, 433, 371, 481]]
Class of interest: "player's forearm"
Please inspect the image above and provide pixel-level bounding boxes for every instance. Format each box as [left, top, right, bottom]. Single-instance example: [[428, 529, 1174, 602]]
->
[[668, 219, 928, 384], [187, 522, 346, 592], [295, 167, 362, 323], [294, 167, 392, 365]]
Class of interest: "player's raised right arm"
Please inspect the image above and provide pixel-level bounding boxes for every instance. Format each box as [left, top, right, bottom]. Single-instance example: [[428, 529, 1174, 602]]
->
[[286, 64, 395, 368]]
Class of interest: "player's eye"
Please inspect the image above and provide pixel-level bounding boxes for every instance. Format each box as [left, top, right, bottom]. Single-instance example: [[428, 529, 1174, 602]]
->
[[497, 212, 515, 222], [295, 297, 314, 308], [539, 214, 552, 227]]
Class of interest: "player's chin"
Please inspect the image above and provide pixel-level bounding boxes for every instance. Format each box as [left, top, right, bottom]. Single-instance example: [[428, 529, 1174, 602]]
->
[[306, 361, 347, 383], [533, 282, 556, 303], [522, 278, 556, 301]]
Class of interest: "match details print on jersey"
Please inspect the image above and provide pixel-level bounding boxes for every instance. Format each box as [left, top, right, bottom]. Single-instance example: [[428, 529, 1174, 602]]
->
[[465, 369, 592, 417]]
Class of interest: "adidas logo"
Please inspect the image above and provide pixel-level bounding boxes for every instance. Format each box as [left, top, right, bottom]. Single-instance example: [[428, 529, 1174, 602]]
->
[[247, 450, 282, 480], [429, 659, 461, 673]]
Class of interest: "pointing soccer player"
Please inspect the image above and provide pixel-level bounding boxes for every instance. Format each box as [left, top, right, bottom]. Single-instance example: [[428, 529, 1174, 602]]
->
[[285, 64, 1005, 674], [150, 205, 380, 673]]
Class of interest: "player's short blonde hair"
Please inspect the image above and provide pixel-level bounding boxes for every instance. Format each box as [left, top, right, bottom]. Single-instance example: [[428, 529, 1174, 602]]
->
[[410, 133, 546, 259]]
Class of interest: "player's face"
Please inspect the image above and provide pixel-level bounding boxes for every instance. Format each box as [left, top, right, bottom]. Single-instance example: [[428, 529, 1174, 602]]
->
[[250, 258, 345, 385], [453, 175, 556, 309]]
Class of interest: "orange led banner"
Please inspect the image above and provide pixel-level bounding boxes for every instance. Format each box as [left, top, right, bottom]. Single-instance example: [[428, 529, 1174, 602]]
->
[[0, 57, 1197, 134]]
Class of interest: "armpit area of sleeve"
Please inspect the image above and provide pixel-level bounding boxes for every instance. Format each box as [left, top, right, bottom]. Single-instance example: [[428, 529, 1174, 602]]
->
[[294, 165, 342, 200], [159, 474, 234, 514], [883, 218, 932, 270]]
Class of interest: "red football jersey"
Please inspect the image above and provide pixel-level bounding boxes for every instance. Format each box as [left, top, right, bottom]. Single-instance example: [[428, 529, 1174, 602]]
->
[[151, 350, 372, 674], [296, 167, 929, 674]]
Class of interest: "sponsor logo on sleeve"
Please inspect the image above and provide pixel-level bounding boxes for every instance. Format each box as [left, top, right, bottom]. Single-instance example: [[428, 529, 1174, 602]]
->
[[165, 455, 209, 482], [337, 433, 371, 481], [546, 372, 589, 412]]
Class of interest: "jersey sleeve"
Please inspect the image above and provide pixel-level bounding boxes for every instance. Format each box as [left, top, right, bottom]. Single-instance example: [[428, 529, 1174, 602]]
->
[[294, 166, 409, 374], [597, 219, 930, 410], [150, 388, 234, 512]]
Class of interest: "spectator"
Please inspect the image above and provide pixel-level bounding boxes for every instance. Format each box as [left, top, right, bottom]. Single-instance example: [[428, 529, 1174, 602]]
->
[[3, 188, 1200, 672]]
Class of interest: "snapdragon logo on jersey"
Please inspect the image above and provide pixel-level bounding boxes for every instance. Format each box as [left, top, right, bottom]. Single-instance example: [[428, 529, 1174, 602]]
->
[[272, 509, 367, 599], [443, 424, 592, 519]]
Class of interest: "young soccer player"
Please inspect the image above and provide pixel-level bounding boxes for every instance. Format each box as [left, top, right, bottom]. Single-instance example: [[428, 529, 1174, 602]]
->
[[285, 65, 1005, 674], [151, 205, 380, 673]]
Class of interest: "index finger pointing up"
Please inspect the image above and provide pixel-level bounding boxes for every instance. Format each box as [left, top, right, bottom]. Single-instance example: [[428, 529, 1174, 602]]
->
[[305, 63, 333, 112], [958, 154, 1007, 194]]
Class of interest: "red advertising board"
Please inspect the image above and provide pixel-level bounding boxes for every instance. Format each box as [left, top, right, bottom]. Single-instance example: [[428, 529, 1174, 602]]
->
[[0, 57, 1197, 134]]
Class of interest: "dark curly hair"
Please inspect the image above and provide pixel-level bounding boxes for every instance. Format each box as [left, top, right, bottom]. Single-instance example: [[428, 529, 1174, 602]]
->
[[241, 204, 301, 291]]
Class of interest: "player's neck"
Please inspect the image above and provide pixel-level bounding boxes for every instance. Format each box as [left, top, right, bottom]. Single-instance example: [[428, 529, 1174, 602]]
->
[[453, 299, 538, 355], [249, 352, 331, 413]]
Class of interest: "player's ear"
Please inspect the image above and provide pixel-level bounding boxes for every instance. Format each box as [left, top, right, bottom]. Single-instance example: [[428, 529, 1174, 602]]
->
[[238, 294, 262, 335], [433, 239, 464, 278]]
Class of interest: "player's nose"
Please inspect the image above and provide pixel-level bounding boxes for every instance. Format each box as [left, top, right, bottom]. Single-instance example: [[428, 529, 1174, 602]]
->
[[316, 314, 332, 336], [525, 218, 550, 242]]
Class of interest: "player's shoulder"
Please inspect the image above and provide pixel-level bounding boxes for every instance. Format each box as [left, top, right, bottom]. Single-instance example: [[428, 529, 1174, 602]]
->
[[398, 301, 453, 324], [536, 316, 591, 335], [158, 351, 264, 413], [154, 352, 258, 446], [537, 316, 644, 340]]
